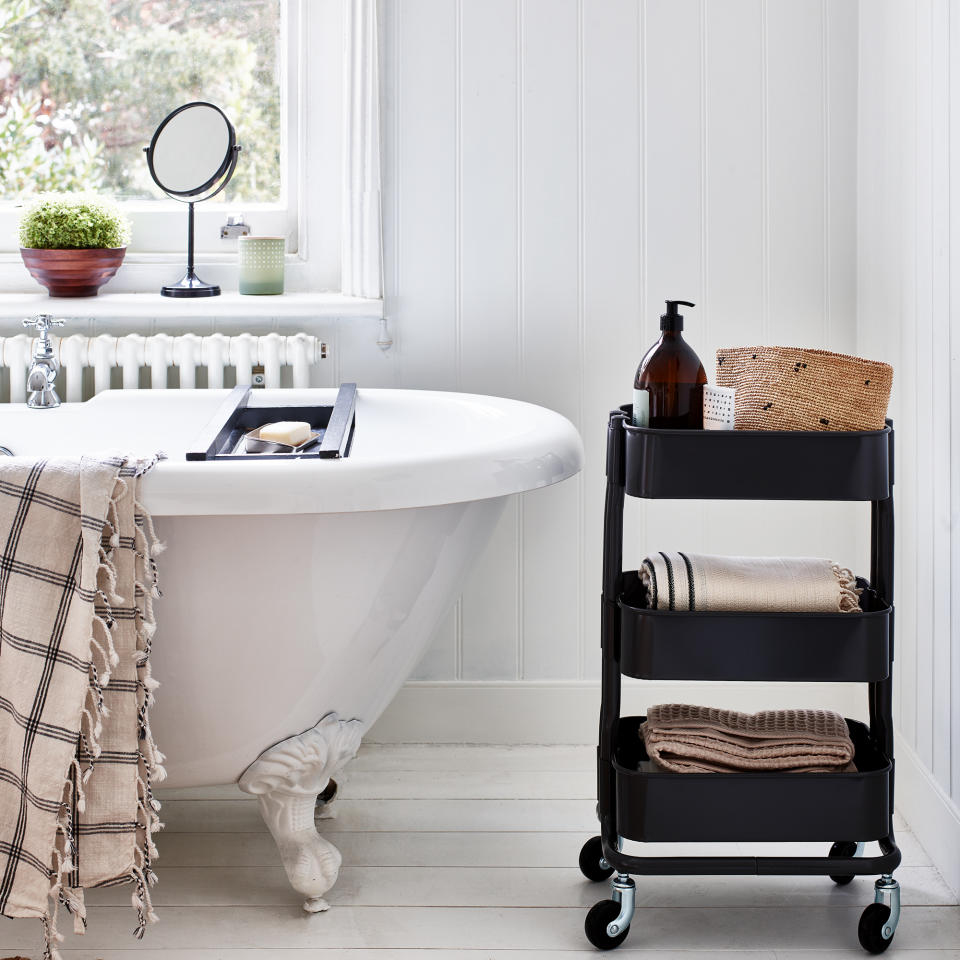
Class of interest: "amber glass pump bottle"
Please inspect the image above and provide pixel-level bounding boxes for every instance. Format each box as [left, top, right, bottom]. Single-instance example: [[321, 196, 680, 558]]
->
[[633, 299, 707, 429]]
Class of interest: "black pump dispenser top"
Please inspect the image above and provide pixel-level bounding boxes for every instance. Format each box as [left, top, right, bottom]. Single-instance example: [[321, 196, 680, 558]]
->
[[660, 299, 695, 332]]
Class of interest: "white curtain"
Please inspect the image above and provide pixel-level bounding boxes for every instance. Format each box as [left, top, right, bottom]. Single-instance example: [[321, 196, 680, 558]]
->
[[342, 0, 382, 299]]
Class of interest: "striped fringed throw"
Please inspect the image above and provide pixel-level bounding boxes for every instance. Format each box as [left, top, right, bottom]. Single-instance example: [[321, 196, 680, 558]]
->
[[640, 552, 862, 614], [0, 456, 164, 959], [640, 704, 856, 773]]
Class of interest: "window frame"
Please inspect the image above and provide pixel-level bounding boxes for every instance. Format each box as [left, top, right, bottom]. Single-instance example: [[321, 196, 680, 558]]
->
[[0, 0, 343, 294]]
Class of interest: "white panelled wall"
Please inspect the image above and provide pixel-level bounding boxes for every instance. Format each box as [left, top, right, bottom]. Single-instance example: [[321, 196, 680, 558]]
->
[[858, 0, 960, 894], [372, 0, 864, 722]]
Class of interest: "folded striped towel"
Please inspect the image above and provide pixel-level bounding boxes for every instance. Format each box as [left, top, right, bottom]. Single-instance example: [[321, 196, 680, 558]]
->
[[640, 703, 856, 773], [640, 552, 861, 613]]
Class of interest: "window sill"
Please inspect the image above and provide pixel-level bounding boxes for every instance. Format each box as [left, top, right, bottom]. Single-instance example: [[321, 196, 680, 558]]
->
[[0, 290, 384, 321]]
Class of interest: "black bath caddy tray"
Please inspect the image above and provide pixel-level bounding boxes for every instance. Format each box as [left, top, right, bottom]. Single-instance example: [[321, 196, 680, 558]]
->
[[618, 404, 893, 501], [186, 382, 356, 461], [611, 716, 892, 845], [618, 572, 891, 682]]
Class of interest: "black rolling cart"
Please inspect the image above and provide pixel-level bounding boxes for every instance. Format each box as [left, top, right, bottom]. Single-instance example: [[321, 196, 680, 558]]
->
[[579, 407, 901, 953]]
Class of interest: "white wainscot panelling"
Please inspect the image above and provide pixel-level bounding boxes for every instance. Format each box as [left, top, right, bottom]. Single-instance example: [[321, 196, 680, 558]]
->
[[857, 0, 960, 807], [857, 0, 960, 896], [517, 0, 582, 680], [384, 0, 860, 717]]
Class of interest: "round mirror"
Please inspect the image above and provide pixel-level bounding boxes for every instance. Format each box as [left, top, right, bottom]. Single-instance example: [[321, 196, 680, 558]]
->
[[145, 102, 241, 297], [147, 102, 237, 198]]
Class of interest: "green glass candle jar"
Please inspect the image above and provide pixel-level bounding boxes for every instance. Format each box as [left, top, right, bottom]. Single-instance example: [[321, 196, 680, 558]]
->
[[238, 236, 285, 295]]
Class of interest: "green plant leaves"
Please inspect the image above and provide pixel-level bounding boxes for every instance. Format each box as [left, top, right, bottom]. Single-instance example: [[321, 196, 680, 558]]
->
[[18, 193, 132, 249]]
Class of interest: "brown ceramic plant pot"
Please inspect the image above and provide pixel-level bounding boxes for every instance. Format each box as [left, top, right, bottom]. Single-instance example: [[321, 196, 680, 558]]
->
[[20, 247, 126, 297]]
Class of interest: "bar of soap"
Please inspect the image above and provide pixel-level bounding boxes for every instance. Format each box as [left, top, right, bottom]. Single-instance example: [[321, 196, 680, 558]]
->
[[258, 421, 312, 446]]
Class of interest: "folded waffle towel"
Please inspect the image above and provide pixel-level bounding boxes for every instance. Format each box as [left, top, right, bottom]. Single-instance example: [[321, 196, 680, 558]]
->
[[640, 552, 861, 613], [0, 456, 164, 959], [640, 704, 856, 773]]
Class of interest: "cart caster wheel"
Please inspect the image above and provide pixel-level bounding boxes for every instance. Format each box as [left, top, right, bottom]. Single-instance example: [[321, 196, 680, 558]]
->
[[858, 902, 895, 954], [585, 899, 630, 950], [829, 840, 860, 885], [580, 836, 614, 882]]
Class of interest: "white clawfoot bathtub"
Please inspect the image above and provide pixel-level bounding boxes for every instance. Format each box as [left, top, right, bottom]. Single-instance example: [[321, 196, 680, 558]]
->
[[0, 386, 582, 911]]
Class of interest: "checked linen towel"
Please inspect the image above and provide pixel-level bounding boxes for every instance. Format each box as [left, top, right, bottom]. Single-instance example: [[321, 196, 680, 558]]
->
[[0, 456, 164, 958]]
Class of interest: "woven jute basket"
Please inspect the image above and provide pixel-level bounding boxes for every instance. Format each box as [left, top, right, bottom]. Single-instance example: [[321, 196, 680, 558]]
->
[[715, 346, 893, 432]]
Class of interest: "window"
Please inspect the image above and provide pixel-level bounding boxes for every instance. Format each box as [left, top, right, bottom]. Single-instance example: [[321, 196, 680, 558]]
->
[[0, 0, 282, 204], [0, 0, 347, 291]]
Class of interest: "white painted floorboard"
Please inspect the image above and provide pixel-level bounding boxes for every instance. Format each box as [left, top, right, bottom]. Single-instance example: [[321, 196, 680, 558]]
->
[[0, 744, 956, 957]]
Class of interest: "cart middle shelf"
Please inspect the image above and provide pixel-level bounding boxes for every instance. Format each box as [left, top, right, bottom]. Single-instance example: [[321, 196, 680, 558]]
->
[[618, 571, 891, 682]]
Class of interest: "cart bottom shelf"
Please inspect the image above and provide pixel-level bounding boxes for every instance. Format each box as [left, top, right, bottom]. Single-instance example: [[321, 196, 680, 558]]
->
[[596, 837, 901, 878], [610, 716, 892, 844]]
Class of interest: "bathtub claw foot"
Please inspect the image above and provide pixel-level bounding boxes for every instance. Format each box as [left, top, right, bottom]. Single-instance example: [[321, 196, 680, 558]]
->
[[238, 714, 363, 911]]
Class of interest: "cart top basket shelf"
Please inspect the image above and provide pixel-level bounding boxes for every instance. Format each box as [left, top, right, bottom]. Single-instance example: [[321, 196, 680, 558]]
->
[[618, 404, 893, 501]]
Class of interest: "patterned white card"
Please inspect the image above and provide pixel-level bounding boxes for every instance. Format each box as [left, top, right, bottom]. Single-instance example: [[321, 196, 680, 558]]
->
[[703, 384, 736, 430]]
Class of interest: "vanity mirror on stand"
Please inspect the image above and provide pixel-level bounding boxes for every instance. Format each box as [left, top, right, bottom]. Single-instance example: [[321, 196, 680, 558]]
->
[[145, 101, 241, 297]]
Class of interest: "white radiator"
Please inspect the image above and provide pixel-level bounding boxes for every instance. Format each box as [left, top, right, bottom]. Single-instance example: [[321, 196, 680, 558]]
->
[[0, 332, 327, 403]]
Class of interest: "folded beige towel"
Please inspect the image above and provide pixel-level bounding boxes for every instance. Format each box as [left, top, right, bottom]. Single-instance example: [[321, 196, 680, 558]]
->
[[640, 704, 856, 773], [640, 552, 862, 613]]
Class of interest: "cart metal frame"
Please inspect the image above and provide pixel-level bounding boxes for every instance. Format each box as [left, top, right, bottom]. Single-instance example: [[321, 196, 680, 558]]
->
[[582, 409, 901, 952]]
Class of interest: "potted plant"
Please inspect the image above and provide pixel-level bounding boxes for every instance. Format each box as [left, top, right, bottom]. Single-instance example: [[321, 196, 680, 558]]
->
[[19, 194, 131, 297]]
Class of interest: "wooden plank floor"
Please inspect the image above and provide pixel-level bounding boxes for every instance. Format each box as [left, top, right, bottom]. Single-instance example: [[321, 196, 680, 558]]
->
[[0, 744, 957, 957]]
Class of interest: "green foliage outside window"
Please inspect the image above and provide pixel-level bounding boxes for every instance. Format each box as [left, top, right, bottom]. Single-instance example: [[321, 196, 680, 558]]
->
[[0, 0, 281, 202]]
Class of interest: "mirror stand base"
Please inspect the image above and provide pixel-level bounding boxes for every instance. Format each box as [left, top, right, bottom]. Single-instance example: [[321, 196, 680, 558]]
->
[[161, 268, 221, 298]]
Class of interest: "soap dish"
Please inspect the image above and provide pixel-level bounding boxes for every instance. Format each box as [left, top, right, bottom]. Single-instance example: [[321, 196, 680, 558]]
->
[[241, 426, 322, 455]]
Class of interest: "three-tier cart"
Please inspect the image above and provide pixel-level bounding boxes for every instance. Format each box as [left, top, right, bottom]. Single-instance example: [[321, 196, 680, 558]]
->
[[579, 407, 901, 953]]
